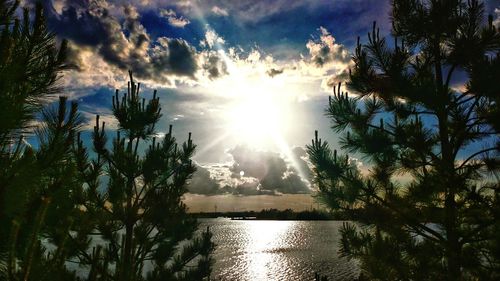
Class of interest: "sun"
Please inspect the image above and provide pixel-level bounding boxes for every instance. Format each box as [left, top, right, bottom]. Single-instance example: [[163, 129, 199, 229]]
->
[[227, 93, 281, 146], [196, 56, 309, 181], [198, 49, 301, 155], [194, 52, 299, 158]]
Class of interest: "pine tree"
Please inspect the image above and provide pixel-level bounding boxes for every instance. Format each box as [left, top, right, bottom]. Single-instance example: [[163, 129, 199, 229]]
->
[[0, 0, 68, 147], [0, 0, 70, 225], [307, 0, 499, 280], [1, 1, 213, 280], [73, 72, 214, 281], [0, 1, 82, 280], [0, 97, 86, 281]]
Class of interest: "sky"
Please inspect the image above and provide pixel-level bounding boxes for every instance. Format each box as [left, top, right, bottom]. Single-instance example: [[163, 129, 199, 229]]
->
[[27, 0, 500, 211]]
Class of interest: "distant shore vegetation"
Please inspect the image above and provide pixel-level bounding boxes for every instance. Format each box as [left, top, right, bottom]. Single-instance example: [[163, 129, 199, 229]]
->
[[192, 208, 344, 221]]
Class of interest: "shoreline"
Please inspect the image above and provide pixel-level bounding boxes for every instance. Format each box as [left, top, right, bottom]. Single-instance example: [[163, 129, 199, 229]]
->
[[190, 208, 347, 221]]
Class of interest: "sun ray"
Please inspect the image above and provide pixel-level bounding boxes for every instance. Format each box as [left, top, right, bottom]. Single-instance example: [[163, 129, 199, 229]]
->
[[269, 131, 308, 182], [190, 1, 305, 181], [195, 131, 232, 159]]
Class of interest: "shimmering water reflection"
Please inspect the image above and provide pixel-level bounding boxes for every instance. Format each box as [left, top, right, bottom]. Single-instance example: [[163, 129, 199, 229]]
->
[[199, 219, 359, 281]]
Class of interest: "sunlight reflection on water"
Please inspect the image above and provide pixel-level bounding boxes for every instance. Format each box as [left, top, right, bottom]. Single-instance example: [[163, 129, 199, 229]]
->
[[199, 219, 359, 281]]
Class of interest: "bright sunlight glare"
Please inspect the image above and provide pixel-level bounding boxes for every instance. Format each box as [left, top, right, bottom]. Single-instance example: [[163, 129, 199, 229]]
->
[[228, 91, 286, 147], [196, 48, 310, 182], [212, 52, 296, 149]]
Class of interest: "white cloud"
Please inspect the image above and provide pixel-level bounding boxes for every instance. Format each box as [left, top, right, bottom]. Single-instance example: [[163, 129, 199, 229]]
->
[[59, 6, 352, 115], [201, 28, 225, 49], [211, 6, 228, 16], [168, 16, 190, 27], [62, 45, 125, 94], [45, 0, 353, 99], [191, 26, 353, 102], [306, 26, 350, 68], [62, 23, 352, 110], [160, 8, 176, 17], [246, 49, 261, 63], [227, 145, 311, 194], [160, 8, 190, 28]]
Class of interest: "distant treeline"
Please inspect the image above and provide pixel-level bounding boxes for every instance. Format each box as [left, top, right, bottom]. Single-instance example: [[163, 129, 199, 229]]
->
[[191, 208, 348, 220]]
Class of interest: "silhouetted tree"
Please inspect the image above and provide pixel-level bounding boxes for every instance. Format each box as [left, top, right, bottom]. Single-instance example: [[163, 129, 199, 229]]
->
[[6, 97, 85, 281], [0, 1, 83, 280], [1, 2, 213, 280], [0, 0, 68, 147], [308, 0, 499, 280], [73, 72, 214, 281]]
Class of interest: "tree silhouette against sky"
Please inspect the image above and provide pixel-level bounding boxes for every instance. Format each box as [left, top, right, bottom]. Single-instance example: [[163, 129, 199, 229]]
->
[[0, 1, 82, 280], [73, 72, 214, 281], [0, 1, 214, 279], [308, 0, 499, 280]]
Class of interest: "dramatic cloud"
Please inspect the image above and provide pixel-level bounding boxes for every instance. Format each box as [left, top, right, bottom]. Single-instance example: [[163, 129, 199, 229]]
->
[[188, 165, 220, 195], [211, 6, 228, 17], [320, 68, 350, 92], [232, 179, 275, 196], [41, 0, 354, 97], [160, 8, 190, 28], [306, 27, 350, 68], [290, 147, 313, 182], [25, 0, 420, 208], [197, 29, 230, 80], [186, 145, 312, 196], [200, 51, 229, 80], [83, 0, 384, 26], [44, 0, 198, 87], [201, 28, 226, 49], [300, 27, 353, 92], [154, 37, 198, 78], [228, 145, 311, 194]]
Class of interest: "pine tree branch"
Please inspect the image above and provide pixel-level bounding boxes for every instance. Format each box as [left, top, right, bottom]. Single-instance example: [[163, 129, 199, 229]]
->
[[445, 64, 457, 90], [454, 93, 475, 106], [368, 191, 446, 244], [457, 147, 498, 170]]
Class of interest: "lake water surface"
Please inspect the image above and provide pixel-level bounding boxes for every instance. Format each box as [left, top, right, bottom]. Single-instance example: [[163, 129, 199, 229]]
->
[[198, 218, 359, 281]]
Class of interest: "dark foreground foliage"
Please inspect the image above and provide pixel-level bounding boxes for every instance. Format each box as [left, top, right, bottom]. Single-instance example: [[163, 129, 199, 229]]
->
[[72, 72, 214, 281], [0, 1, 214, 280], [308, 0, 500, 280]]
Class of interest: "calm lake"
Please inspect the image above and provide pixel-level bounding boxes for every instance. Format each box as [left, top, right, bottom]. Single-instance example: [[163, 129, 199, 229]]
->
[[198, 218, 359, 281]]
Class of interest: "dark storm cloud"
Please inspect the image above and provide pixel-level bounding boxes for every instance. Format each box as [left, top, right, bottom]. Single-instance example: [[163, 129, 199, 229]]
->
[[228, 145, 284, 179], [188, 165, 220, 195], [153, 38, 198, 78], [187, 164, 276, 196], [228, 145, 311, 194], [42, 0, 198, 84], [202, 52, 229, 80], [43, 0, 108, 47], [186, 146, 312, 196], [278, 173, 309, 194]]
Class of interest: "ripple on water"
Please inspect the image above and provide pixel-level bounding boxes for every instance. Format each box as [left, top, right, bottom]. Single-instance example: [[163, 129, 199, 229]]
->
[[198, 219, 359, 281]]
